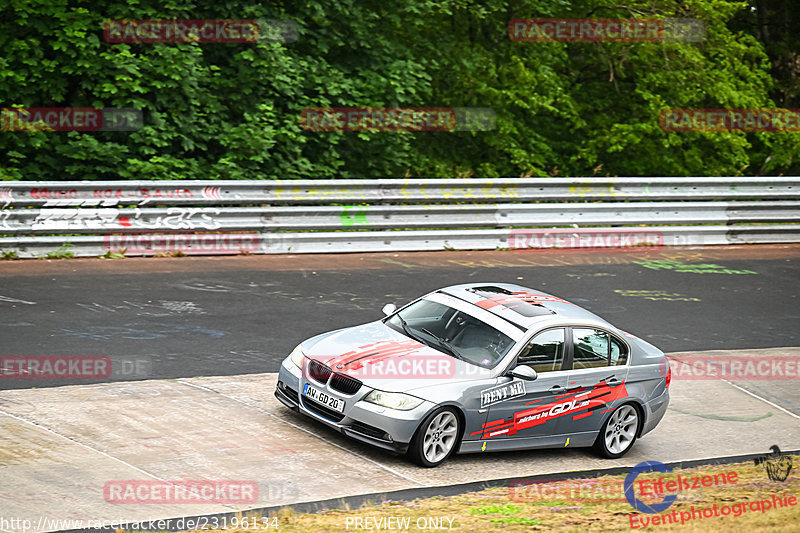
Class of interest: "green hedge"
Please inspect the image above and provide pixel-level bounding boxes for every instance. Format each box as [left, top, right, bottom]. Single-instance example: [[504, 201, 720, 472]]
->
[[1, 0, 798, 180]]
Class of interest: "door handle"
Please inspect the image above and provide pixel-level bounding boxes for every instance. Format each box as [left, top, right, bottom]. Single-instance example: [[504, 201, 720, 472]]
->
[[601, 376, 622, 387], [548, 383, 581, 394]]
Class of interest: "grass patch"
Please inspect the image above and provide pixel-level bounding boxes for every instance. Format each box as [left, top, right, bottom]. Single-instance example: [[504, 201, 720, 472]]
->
[[174, 458, 799, 532], [101, 249, 126, 259], [470, 503, 524, 515], [44, 242, 74, 259]]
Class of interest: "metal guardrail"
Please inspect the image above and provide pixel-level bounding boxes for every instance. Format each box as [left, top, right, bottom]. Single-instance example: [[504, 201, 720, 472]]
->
[[0, 178, 798, 258], [2, 177, 798, 206], [2, 201, 799, 234]]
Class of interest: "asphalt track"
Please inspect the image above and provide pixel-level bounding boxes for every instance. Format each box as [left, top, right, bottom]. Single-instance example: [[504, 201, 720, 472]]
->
[[1, 245, 799, 532], [1, 245, 799, 390]]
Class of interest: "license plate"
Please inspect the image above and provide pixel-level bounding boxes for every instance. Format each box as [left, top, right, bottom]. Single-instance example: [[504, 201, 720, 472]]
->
[[303, 383, 345, 413]]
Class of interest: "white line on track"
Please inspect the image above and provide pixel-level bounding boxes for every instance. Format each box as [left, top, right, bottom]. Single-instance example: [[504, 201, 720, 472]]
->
[[175, 379, 427, 487], [0, 408, 167, 481], [0, 406, 244, 522], [721, 379, 800, 420]]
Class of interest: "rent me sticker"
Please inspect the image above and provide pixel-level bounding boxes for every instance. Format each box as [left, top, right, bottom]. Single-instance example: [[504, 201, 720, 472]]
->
[[481, 380, 525, 408]]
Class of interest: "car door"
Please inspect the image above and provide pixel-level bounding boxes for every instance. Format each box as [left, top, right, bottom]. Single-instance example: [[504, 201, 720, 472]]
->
[[480, 328, 572, 444], [562, 327, 631, 436]]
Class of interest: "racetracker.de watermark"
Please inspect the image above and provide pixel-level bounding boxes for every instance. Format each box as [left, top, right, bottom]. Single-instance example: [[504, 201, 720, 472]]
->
[[103, 19, 299, 43], [509, 478, 630, 503], [0, 356, 111, 379], [304, 349, 458, 380], [1, 108, 142, 132], [509, 18, 705, 43], [0, 356, 152, 380], [103, 232, 263, 255], [103, 480, 258, 504], [667, 356, 800, 380], [300, 107, 496, 132], [509, 228, 664, 252], [660, 108, 800, 132]]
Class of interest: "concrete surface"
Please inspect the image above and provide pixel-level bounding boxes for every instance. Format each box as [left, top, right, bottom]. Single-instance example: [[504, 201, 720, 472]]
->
[[1, 347, 798, 533]]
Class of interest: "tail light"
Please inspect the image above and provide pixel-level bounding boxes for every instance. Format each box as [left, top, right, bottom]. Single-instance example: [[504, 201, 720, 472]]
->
[[666, 364, 672, 388]]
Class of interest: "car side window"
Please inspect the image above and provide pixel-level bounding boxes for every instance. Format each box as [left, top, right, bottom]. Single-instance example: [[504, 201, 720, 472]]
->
[[610, 335, 628, 365], [572, 328, 610, 369], [573, 328, 628, 368], [517, 328, 565, 373]]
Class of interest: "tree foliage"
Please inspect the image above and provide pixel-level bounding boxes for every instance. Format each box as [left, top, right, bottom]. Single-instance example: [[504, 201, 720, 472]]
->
[[0, 0, 798, 180]]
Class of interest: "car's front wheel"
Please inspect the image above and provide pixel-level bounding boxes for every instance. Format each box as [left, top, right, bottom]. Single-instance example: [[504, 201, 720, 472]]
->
[[594, 403, 640, 458], [408, 407, 461, 467]]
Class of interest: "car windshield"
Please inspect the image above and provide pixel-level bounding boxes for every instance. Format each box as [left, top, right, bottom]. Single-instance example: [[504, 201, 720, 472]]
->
[[386, 298, 514, 368]]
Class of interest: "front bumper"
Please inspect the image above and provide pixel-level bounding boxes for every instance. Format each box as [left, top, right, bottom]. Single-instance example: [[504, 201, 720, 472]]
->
[[275, 357, 434, 455]]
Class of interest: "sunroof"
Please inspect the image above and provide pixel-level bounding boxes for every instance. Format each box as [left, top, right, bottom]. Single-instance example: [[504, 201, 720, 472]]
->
[[468, 286, 557, 317]]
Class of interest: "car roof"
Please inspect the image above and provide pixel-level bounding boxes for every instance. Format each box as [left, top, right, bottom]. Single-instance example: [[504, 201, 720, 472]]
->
[[436, 282, 612, 331]]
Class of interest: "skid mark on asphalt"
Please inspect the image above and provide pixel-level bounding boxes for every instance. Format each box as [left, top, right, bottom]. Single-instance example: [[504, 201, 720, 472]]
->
[[670, 407, 773, 422], [53, 323, 226, 341], [175, 379, 426, 487], [0, 295, 36, 305]]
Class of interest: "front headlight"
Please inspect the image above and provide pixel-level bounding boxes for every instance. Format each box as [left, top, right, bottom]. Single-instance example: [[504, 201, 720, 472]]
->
[[289, 345, 305, 368], [364, 390, 424, 411]]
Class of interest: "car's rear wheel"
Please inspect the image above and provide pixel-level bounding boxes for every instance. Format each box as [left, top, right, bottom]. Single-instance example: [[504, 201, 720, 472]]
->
[[408, 407, 461, 467], [594, 403, 640, 458]]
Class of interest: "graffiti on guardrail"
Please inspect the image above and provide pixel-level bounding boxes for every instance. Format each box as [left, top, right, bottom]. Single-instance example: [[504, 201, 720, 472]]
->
[[340, 206, 369, 226], [2, 207, 224, 232], [14, 186, 214, 206], [118, 207, 222, 230], [1, 179, 798, 257], [0, 188, 13, 207], [400, 183, 519, 199], [272, 186, 356, 201]]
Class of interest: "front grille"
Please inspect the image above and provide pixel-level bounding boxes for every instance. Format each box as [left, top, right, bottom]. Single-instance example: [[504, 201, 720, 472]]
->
[[303, 397, 345, 422], [330, 373, 362, 395], [307, 359, 332, 383]]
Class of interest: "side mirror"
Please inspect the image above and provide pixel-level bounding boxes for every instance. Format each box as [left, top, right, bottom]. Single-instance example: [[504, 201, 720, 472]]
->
[[381, 303, 397, 316], [508, 365, 537, 381]]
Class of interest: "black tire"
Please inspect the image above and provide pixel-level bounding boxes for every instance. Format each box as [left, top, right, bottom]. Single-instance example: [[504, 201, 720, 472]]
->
[[593, 403, 640, 459], [407, 407, 461, 467]]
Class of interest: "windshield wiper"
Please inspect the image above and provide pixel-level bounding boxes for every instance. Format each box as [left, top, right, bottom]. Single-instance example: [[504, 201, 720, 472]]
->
[[421, 328, 466, 361], [396, 315, 426, 345]]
